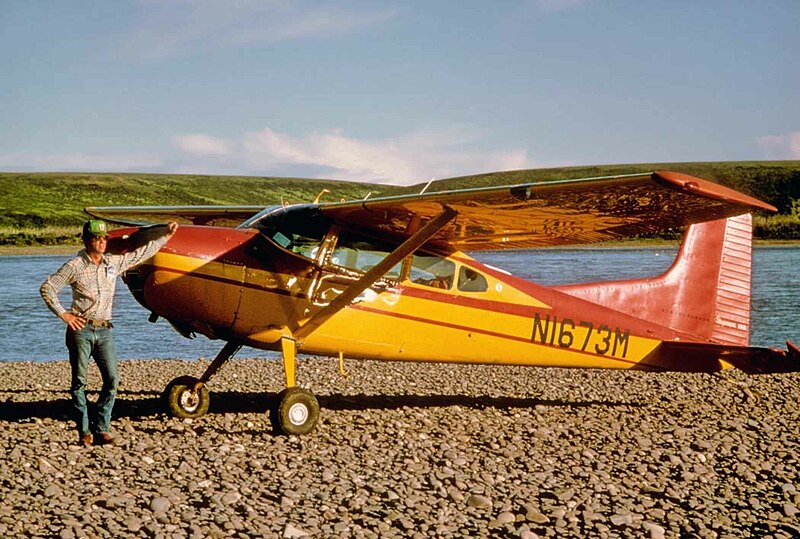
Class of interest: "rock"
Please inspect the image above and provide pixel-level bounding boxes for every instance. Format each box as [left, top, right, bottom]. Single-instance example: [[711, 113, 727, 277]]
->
[[43, 484, 62, 497], [38, 458, 58, 475], [523, 504, 550, 524], [556, 488, 575, 501], [221, 491, 242, 505], [467, 494, 493, 509], [488, 511, 516, 527], [610, 514, 634, 527], [124, 517, 142, 533], [783, 503, 799, 517], [643, 521, 666, 539], [283, 523, 309, 538], [150, 497, 171, 513]]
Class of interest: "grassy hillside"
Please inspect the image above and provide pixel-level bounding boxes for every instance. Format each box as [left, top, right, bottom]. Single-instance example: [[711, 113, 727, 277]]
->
[[1, 161, 798, 246], [0, 173, 399, 246]]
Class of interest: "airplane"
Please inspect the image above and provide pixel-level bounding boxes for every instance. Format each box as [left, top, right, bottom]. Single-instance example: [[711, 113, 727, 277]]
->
[[85, 170, 800, 435]]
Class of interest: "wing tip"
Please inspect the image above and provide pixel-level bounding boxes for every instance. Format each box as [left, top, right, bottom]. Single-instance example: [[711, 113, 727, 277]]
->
[[653, 171, 777, 213]]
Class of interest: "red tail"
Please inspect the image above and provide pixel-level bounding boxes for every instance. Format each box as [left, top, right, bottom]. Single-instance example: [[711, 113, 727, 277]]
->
[[554, 214, 753, 345]]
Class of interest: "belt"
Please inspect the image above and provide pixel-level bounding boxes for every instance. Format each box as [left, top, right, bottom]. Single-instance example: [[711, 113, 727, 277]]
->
[[86, 320, 113, 328]]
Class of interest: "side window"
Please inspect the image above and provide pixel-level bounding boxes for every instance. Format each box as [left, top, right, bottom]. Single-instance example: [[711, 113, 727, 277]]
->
[[410, 253, 455, 290], [330, 231, 402, 279], [458, 267, 488, 292]]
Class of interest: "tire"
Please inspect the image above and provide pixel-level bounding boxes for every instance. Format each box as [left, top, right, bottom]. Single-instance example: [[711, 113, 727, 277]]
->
[[273, 387, 320, 435], [164, 376, 210, 419]]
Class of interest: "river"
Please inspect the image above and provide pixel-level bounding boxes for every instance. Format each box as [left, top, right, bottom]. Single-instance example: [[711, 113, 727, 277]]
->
[[1, 247, 797, 362]]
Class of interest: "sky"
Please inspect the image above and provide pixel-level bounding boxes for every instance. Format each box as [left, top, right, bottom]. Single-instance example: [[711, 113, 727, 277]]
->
[[1, 0, 798, 185]]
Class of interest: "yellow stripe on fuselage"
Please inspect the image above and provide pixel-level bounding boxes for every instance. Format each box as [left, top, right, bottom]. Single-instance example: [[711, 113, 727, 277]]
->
[[146, 251, 664, 370]]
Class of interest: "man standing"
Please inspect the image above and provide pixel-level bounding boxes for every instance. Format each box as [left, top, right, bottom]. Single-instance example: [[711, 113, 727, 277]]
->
[[41, 219, 178, 447]]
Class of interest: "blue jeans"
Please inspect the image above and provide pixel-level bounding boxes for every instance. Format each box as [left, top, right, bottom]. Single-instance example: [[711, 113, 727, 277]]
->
[[65, 326, 119, 434]]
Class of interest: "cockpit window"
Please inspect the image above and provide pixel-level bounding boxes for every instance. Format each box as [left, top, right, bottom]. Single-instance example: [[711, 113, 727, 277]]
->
[[410, 253, 455, 290], [457, 267, 488, 292], [256, 211, 330, 260], [330, 230, 402, 279]]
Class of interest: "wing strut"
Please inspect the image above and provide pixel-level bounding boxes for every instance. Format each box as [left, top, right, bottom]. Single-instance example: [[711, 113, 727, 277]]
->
[[293, 206, 458, 340]]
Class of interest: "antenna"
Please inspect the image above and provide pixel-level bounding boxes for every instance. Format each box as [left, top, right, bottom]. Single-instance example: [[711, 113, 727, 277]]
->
[[313, 189, 331, 204], [420, 177, 435, 194]]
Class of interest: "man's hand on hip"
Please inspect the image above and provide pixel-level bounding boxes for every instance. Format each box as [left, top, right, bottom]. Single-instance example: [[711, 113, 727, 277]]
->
[[61, 312, 87, 331]]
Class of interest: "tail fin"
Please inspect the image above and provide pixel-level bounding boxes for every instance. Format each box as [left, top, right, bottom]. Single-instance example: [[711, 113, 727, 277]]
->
[[554, 214, 753, 345]]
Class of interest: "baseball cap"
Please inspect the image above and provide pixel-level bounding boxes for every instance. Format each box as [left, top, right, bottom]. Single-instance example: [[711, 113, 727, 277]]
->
[[82, 219, 109, 238]]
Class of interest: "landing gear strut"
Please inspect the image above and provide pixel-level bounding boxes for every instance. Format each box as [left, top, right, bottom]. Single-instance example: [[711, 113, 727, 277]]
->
[[270, 336, 320, 435], [163, 341, 241, 419]]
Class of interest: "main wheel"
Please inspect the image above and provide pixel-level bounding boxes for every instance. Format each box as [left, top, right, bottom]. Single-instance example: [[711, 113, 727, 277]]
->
[[273, 387, 320, 435], [164, 376, 210, 419]]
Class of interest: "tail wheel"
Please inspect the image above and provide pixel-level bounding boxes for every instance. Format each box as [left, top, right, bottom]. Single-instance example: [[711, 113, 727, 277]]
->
[[164, 376, 210, 419], [273, 387, 320, 435]]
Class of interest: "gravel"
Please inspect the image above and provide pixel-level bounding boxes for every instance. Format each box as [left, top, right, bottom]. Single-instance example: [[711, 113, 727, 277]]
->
[[1, 357, 799, 538]]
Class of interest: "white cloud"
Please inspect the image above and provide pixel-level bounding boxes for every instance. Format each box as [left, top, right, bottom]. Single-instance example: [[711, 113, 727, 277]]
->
[[172, 134, 233, 156], [120, 0, 396, 60], [758, 132, 800, 160], [175, 126, 538, 184], [0, 127, 540, 183]]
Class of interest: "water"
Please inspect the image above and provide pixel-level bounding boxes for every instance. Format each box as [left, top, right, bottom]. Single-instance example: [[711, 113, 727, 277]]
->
[[1, 248, 798, 362]]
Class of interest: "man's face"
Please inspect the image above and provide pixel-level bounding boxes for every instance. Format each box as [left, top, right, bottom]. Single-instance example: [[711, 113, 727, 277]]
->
[[84, 235, 108, 255]]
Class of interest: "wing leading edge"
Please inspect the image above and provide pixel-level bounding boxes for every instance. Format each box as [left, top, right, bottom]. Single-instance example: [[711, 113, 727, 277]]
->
[[84, 205, 269, 227]]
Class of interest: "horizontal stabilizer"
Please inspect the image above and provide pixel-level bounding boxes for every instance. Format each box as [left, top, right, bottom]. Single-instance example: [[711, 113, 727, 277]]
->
[[651, 340, 800, 374]]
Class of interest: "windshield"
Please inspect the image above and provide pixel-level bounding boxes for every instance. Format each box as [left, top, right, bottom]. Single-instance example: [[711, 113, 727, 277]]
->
[[254, 210, 331, 260]]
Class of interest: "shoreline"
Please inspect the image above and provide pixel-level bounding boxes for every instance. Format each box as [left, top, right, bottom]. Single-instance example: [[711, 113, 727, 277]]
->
[[0, 244, 82, 256]]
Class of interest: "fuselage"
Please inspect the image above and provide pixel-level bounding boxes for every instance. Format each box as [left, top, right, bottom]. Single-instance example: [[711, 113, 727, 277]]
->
[[111, 224, 726, 373]]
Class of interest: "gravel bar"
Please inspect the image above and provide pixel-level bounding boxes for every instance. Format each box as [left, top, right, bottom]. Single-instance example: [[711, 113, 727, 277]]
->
[[1, 357, 799, 538]]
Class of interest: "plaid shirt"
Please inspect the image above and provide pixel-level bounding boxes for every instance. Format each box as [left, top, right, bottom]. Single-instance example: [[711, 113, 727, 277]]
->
[[40, 236, 170, 321]]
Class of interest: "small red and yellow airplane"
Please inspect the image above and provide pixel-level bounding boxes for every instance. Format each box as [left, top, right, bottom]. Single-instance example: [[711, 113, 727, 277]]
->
[[86, 171, 800, 434]]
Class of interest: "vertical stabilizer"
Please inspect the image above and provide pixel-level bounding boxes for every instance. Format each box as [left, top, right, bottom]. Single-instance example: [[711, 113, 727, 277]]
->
[[554, 214, 753, 345]]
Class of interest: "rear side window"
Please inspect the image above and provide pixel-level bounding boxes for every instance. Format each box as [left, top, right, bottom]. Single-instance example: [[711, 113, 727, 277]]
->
[[457, 267, 488, 292]]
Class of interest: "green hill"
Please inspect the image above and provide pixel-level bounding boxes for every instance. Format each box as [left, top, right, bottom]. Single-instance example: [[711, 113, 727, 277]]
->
[[1, 161, 798, 246]]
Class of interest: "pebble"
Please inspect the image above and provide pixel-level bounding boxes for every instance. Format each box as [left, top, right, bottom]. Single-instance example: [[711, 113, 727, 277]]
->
[[0, 358, 799, 538], [467, 494, 493, 509], [150, 497, 171, 513]]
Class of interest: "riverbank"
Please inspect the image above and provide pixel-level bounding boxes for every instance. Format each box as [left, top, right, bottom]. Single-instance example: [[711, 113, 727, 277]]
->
[[0, 244, 81, 256], [1, 358, 798, 538]]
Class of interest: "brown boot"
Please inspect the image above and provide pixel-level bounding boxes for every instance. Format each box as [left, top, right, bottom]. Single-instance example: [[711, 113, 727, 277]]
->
[[97, 432, 116, 446], [79, 433, 93, 447]]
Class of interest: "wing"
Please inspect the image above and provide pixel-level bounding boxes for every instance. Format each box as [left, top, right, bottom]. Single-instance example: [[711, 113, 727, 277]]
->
[[305, 171, 776, 251], [84, 205, 269, 227]]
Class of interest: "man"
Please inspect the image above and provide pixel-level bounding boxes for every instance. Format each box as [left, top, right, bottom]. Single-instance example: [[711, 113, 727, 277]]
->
[[41, 219, 178, 447]]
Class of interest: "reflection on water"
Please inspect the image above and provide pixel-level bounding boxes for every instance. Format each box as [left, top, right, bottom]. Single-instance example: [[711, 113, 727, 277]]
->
[[1, 248, 798, 362]]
